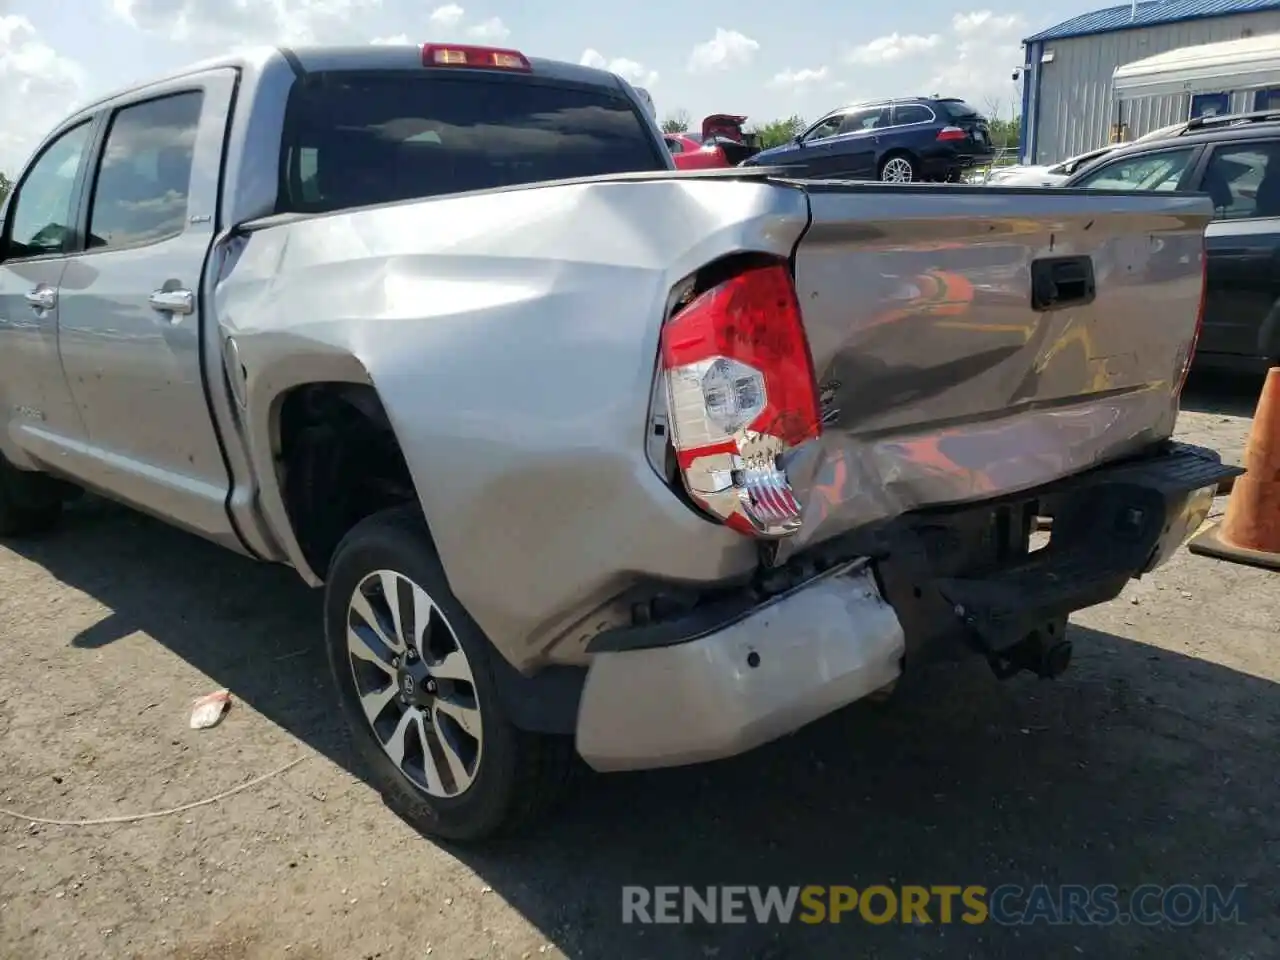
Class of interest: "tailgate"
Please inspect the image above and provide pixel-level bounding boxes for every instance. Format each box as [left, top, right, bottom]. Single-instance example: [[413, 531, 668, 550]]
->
[[951, 116, 991, 153], [780, 182, 1213, 553], [936, 100, 991, 153]]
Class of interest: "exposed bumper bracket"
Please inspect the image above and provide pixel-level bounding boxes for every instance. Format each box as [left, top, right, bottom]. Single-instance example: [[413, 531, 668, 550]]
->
[[936, 443, 1241, 670]]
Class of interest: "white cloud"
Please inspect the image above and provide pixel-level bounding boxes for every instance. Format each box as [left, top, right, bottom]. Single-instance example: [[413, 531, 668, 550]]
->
[[428, 3, 464, 27], [770, 66, 829, 89], [846, 33, 941, 65], [928, 10, 1027, 113], [688, 28, 759, 73], [580, 49, 659, 88], [111, 0, 382, 45], [0, 15, 86, 173], [417, 6, 507, 43], [371, 33, 411, 44], [953, 10, 1022, 37], [465, 16, 509, 41], [837, 11, 1028, 110]]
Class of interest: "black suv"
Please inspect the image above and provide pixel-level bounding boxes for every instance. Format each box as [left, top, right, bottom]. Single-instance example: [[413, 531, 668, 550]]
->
[[740, 96, 994, 182], [1065, 110, 1280, 373]]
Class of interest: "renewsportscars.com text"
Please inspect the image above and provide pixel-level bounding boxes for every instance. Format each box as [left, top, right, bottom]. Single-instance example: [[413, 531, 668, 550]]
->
[[621, 884, 1247, 926]]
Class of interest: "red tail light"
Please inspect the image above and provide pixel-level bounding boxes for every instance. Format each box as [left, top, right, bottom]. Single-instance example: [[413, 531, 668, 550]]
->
[[936, 126, 967, 142], [422, 44, 532, 71], [1177, 238, 1208, 396], [660, 262, 821, 537]]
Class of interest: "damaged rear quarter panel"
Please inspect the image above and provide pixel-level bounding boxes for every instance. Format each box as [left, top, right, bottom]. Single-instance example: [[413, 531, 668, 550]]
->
[[214, 177, 811, 669]]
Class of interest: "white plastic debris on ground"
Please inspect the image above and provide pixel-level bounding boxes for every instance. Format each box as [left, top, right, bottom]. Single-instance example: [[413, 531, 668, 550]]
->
[[189, 690, 231, 729]]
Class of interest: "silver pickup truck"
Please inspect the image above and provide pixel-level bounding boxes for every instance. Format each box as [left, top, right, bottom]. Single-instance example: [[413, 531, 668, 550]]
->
[[0, 43, 1240, 842]]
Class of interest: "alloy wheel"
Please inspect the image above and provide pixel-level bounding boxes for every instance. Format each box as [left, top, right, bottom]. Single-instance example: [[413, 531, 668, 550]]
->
[[882, 157, 914, 182], [345, 569, 483, 798]]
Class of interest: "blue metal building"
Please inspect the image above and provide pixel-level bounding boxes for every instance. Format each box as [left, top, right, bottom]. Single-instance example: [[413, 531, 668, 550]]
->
[[1020, 0, 1280, 164]]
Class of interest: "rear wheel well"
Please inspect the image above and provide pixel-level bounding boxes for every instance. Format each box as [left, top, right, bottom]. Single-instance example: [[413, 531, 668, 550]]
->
[[277, 382, 418, 579]]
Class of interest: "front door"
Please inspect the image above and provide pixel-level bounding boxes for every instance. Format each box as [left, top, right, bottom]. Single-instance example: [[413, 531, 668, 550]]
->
[[56, 69, 238, 543], [0, 119, 96, 467], [831, 105, 891, 179], [789, 114, 845, 177]]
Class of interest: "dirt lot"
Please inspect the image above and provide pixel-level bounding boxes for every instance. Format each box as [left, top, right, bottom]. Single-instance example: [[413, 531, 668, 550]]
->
[[0, 374, 1276, 960]]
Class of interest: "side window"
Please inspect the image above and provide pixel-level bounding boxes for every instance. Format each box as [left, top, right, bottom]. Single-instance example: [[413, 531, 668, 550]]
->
[[86, 91, 203, 251], [893, 104, 934, 125], [5, 122, 92, 260], [805, 115, 844, 142], [664, 137, 684, 154], [1199, 142, 1280, 219], [840, 107, 890, 134], [1073, 147, 1197, 192]]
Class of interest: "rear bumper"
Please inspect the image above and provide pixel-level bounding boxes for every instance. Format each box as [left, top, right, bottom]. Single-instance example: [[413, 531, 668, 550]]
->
[[921, 146, 994, 175], [575, 561, 905, 772], [573, 443, 1240, 772]]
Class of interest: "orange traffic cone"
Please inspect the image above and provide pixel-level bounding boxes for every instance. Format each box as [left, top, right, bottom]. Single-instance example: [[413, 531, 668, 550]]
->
[[1188, 366, 1280, 570]]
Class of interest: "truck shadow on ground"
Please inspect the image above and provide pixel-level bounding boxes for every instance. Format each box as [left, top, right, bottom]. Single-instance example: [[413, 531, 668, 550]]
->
[[7, 494, 1277, 960], [1179, 369, 1266, 418]]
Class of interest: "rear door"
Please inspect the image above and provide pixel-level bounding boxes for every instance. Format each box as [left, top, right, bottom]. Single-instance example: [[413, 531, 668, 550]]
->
[[55, 69, 239, 543], [1193, 138, 1280, 358]]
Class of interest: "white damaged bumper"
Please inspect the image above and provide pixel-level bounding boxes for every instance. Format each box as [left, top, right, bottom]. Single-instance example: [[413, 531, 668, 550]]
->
[[575, 562, 904, 772]]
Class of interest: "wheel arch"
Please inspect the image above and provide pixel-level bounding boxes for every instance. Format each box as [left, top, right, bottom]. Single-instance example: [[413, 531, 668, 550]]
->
[[259, 378, 588, 735], [878, 148, 918, 178], [244, 347, 426, 586]]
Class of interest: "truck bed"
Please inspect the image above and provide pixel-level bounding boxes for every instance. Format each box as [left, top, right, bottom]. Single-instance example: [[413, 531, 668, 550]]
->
[[221, 172, 1212, 662]]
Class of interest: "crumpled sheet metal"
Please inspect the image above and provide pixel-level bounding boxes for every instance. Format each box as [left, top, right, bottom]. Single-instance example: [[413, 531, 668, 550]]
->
[[778, 388, 1169, 560], [777, 199, 1203, 562]]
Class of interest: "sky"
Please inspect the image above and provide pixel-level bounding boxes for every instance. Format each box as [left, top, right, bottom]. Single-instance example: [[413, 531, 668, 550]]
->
[[0, 0, 1107, 172]]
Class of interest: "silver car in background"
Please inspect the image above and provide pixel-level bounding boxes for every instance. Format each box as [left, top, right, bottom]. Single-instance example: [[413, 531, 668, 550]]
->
[[986, 120, 1194, 186]]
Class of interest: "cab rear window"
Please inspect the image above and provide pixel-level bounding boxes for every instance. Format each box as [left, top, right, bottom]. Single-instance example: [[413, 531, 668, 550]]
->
[[278, 71, 665, 214]]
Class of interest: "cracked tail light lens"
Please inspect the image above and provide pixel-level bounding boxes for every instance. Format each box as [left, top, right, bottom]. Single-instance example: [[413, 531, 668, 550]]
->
[[660, 262, 821, 537]]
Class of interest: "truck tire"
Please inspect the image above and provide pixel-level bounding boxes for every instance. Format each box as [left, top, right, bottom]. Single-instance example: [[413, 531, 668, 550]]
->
[[324, 505, 574, 842], [0, 457, 63, 537]]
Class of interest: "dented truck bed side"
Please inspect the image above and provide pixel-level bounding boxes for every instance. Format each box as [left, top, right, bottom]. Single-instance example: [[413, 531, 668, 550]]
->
[[217, 175, 1215, 670]]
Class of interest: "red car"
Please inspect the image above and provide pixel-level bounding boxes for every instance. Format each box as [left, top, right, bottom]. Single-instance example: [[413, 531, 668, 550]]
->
[[664, 133, 727, 169], [664, 115, 760, 169]]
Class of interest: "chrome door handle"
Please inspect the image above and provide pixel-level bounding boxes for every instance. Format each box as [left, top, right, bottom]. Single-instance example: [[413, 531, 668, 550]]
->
[[149, 288, 194, 315], [24, 286, 56, 311]]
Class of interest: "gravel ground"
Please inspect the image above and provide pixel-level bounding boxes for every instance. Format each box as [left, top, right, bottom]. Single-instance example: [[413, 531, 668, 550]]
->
[[0, 373, 1276, 960]]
